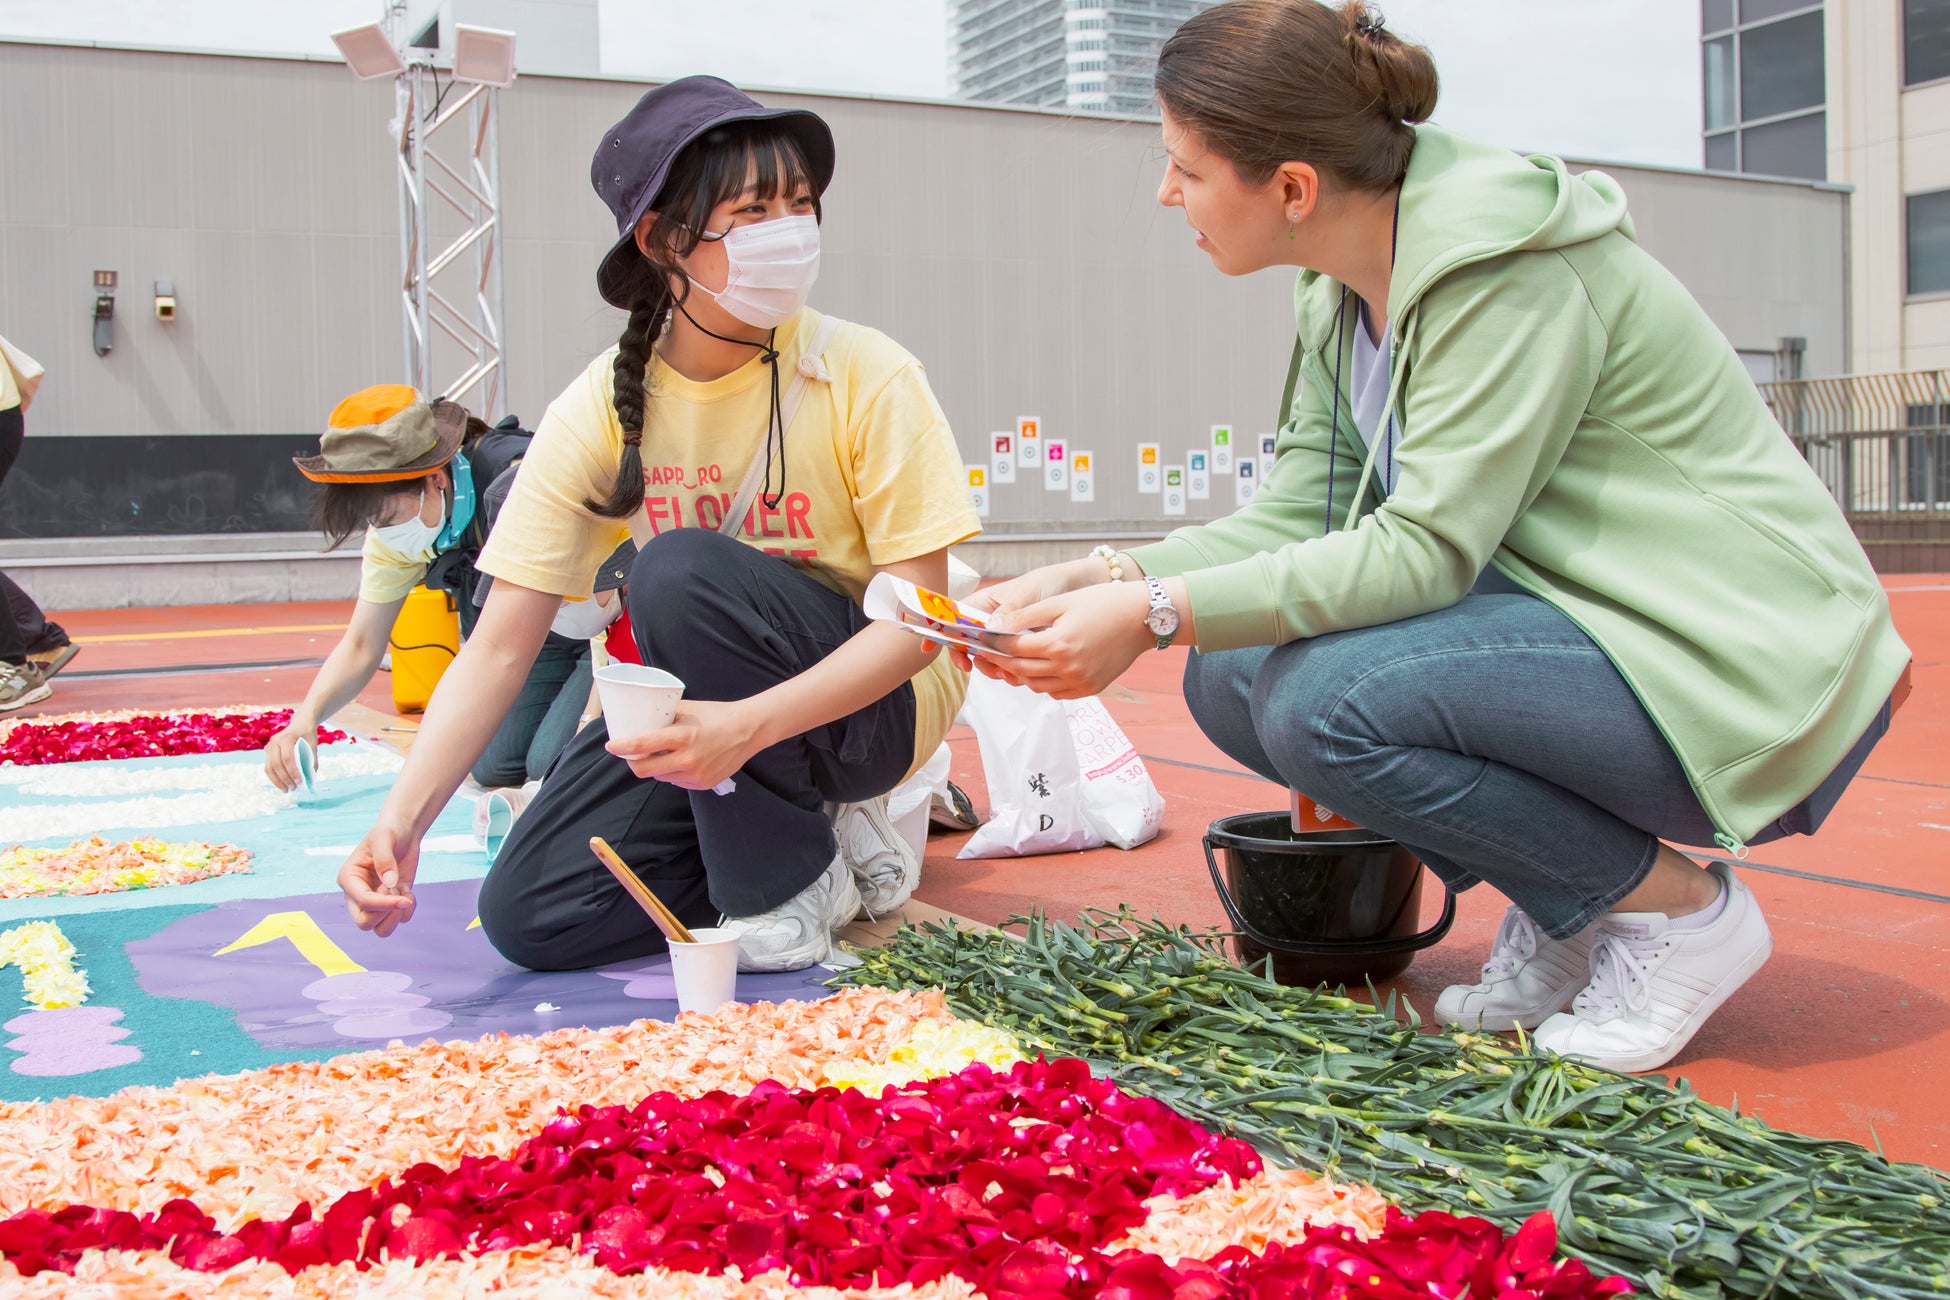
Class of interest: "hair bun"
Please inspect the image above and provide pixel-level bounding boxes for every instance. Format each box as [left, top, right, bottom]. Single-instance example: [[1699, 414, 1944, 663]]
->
[[1341, 2, 1439, 125]]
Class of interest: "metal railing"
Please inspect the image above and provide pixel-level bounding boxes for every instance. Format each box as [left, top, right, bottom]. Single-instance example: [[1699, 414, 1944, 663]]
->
[[1758, 369, 1950, 514]]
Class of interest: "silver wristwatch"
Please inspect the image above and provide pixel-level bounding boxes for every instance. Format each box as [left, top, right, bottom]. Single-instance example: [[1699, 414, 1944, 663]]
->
[[1142, 576, 1179, 650]]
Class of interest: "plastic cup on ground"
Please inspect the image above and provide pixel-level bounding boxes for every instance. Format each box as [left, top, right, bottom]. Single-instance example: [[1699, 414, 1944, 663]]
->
[[666, 926, 740, 1014], [593, 664, 737, 796], [294, 738, 318, 797]]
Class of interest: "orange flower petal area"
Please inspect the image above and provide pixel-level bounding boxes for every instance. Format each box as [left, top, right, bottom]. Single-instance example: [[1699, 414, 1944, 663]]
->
[[0, 988, 956, 1228], [1113, 1167, 1390, 1260], [0, 987, 1389, 1296]]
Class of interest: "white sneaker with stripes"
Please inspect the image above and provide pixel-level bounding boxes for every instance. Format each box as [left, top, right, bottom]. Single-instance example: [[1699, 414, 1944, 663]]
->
[[1434, 905, 1596, 1031], [1533, 862, 1772, 1073]]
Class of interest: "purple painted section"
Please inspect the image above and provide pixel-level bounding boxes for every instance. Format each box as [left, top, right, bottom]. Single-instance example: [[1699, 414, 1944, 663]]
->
[[125, 878, 832, 1052], [5, 1006, 143, 1076], [597, 967, 680, 1000]]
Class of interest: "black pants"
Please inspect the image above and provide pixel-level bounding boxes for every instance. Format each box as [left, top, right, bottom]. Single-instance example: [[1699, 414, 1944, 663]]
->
[[0, 407, 67, 665], [477, 529, 916, 971]]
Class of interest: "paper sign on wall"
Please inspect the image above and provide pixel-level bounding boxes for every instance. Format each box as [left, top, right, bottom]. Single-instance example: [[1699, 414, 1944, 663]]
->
[[1211, 425, 1233, 475], [1163, 464, 1186, 517], [968, 465, 990, 518], [1258, 432, 1277, 480], [1187, 449, 1210, 500], [1017, 416, 1042, 469], [1044, 437, 1069, 491], [1235, 458, 1256, 505], [1137, 442, 1161, 494], [991, 432, 1016, 483], [1070, 450, 1094, 502]]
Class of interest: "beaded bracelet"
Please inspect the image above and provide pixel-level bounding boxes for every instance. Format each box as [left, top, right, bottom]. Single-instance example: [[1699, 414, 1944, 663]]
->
[[1090, 544, 1124, 582]]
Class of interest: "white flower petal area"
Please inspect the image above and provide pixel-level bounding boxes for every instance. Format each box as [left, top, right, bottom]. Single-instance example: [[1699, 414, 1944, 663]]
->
[[3, 748, 404, 841]]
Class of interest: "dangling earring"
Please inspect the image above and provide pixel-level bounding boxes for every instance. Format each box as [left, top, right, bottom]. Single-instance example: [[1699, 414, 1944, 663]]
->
[[1288, 213, 1298, 241]]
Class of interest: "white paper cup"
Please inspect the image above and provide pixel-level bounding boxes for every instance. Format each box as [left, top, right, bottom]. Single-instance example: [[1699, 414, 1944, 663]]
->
[[594, 664, 684, 739], [666, 926, 741, 1014]]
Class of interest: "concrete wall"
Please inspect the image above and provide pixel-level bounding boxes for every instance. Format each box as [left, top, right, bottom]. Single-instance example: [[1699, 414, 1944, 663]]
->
[[0, 38, 1851, 560]]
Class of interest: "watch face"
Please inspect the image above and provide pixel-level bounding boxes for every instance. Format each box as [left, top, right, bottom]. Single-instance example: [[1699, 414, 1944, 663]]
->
[[1145, 603, 1179, 636]]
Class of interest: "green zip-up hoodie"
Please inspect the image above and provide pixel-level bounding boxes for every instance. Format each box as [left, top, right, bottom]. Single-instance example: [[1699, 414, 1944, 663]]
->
[[1129, 125, 1910, 850]]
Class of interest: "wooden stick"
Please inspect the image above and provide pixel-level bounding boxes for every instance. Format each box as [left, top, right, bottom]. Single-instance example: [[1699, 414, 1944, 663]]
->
[[588, 836, 696, 944]]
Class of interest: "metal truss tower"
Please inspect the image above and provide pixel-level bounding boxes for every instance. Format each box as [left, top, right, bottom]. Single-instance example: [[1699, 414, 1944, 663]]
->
[[393, 65, 507, 421]]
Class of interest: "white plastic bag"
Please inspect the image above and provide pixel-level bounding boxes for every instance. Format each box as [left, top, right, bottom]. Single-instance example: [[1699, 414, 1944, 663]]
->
[[1063, 696, 1165, 850], [958, 675, 1100, 858], [886, 739, 952, 862]]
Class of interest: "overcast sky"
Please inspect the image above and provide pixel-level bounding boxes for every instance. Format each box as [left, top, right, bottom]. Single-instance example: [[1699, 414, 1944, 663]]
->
[[0, 0, 1704, 168]]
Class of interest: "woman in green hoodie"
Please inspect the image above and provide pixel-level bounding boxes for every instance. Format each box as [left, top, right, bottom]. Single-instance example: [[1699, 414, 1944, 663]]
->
[[967, 0, 1910, 1073]]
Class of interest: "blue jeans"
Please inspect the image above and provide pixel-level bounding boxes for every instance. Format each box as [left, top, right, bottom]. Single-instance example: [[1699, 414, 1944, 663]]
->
[[1184, 591, 1791, 938], [470, 634, 592, 787]]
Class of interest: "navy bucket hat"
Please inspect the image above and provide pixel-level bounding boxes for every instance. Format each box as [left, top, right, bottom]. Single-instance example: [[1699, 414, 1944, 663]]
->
[[591, 75, 836, 310]]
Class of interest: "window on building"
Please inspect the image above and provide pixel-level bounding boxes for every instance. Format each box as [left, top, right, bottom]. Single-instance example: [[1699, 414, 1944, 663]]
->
[[1699, 2, 1825, 179], [1739, 11, 1824, 120], [1908, 0, 1950, 84], [1742, 111, 1825, 179], [1740, 0, 1814, 21], [1910, 188, 1950, 296], [1704, 36, 1736, 129]]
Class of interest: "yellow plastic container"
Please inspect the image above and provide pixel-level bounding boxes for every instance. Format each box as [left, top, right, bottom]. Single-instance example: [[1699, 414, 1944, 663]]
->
[[390, 585, 460, 713]]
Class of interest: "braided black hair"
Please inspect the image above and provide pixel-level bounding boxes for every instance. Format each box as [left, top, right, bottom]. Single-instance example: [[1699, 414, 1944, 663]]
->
[[585, 122, 822, 518]]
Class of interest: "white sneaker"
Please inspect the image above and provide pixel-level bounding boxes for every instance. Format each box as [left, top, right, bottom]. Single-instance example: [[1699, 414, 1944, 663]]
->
[[0, 664, 51, 714], [1533, 861, 1772, 1073], [828, 795, 920, 919], [718, 855, 862, 973], [1434, 905, 1596, 1031]]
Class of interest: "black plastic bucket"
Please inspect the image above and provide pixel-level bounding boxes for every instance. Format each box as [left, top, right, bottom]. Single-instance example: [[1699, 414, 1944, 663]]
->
[[1203, 811, 1454, 987]]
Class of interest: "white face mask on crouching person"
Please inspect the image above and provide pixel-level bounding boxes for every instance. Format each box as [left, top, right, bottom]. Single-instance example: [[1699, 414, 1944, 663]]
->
[[550, 591, 621, 640], [371, 487, 443, 557], [695, 214, 821, 328]]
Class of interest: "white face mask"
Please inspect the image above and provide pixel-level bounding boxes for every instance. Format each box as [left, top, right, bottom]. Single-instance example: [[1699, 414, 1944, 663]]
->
[[371, 487, 443, 557], [550, 591, 621, 640], [696, 214, 821, 328]]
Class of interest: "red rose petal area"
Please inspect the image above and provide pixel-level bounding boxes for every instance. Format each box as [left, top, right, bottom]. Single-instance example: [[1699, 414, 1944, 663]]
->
[[0, 709, 349, 766], [0, 1058, 1629, 1298]]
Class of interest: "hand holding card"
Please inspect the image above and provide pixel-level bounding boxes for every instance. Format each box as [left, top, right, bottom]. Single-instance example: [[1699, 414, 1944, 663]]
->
[[863, 573, 1024, 657]]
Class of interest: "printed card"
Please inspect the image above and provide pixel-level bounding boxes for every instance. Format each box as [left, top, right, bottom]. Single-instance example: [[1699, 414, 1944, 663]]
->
[[1188, 449, 1210, 500], [967, 464, 989, 518], [1137, 442, 1161, 494], [1017, 416, 1042, 469], [991, 432, 1016, 484], [1235, 458, 1256, 505], [863, 573, 1017, 657], [1211, 424, 1233, 476], [1045, 437, 1069, 491], [1163, 463, 1186, 517], [1070, 450, 1094, 502]]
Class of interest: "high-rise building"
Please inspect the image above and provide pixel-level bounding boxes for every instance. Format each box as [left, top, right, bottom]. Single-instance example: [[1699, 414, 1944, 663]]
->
[[949, 0, 1218, 117], [1703, 2, 1950, 372]]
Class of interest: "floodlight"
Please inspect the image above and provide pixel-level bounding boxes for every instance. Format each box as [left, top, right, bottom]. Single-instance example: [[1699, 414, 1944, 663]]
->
[[452, 24, 517, 88], [332, 23, 407, 81]]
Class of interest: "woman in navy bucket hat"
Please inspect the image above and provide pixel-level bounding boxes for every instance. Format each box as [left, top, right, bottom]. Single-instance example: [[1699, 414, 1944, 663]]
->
[[333, 77, 983, 976]]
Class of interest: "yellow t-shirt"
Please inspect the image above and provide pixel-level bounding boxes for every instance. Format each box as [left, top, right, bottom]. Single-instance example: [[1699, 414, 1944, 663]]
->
[[357, 531, 434, 604], [0, 345, 20, 413], [476, 309, 981, 778]]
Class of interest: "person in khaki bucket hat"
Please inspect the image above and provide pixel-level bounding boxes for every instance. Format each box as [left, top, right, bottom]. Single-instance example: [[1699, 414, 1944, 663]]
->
[[294, 385, 469, 485], [266, 384, 607, 811]]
